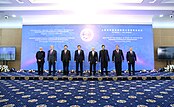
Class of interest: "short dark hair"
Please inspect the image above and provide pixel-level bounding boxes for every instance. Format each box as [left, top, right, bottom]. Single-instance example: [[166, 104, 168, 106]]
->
[[64, 45, 68, 47], [116, 44, 119, 47], [77, 45, 81, 47], [102, 45, 105, 47]]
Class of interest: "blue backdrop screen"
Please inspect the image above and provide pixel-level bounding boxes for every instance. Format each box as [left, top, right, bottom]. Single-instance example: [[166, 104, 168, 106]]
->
[[21, 24, 154, 70]]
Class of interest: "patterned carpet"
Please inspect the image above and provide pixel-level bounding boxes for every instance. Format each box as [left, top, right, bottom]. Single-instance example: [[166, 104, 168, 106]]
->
[[0, 72, 174, 107], [0, 80, 174, 107]]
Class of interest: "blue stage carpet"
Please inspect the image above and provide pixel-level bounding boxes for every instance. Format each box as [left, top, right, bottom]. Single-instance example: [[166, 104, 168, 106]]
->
[[1, 71, 174, 77], [0, 80, 174, 107]]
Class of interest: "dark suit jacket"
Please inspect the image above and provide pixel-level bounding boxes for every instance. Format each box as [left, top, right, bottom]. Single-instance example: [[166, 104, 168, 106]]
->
[[36, 51, 45, 63], [99, 49, 110, 62], [61, 50, 71, 62], [88, 51, 98, 63], [126, 51, 137, 63], [47, 50, 57, 63], [74, 50, 85, 62], [112, 49, 124, 62]]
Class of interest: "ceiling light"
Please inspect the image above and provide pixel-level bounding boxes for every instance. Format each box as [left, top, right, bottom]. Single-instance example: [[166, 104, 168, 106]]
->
[[170, 14, 173, 18], [159, 14, 163, 17], [4, 15, 9, 19], [12, 15, 16, 17]]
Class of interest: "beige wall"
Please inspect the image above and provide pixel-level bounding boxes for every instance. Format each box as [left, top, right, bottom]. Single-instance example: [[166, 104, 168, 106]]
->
[[0, 28, 22, 70], [153, 28, 174, 69], [0, 28, 173, 70]]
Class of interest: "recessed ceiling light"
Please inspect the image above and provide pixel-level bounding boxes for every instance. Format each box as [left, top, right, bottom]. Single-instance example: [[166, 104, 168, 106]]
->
[[4, 15, 9, 19], [159, 14, 164, 17], [12, 15, 16, 17]]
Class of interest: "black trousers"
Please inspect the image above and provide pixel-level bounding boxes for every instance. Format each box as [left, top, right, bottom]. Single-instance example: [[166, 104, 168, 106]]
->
[[37, 62, 44, 75], [128, 62, 135, 75], [49, 62, 56, 76], [101, 62, 108, 75], [90, 63, 96, 76], [115, 62, 122, 76], [76, 61, 83, 76], [63, 61, 69, 76]]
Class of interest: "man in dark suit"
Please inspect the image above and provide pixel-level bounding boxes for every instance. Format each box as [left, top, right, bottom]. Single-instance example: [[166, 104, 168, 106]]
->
[[88, 47, 98, 76], [99, 45, 110, 76], [74, 45, 85, 76], [126, 47, 137, 76], [61, 45, 71, 76], [47, 45, 57, 76], [112, 45, 124, 76], [36, 47, 45, 75]]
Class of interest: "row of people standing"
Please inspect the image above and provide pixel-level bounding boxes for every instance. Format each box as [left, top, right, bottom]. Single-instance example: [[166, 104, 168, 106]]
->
[[36, 45, 137, 76]]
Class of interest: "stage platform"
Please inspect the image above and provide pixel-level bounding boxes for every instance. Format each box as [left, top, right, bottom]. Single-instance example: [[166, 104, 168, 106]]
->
[[0, 71, 174, 81]]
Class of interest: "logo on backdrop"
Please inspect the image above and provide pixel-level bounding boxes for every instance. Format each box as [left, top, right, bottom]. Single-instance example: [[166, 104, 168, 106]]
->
[[80, 28, 94, 42]]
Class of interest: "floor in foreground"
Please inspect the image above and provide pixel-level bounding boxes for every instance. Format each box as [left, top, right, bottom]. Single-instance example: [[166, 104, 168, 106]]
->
[[0, 80, 174, 107]]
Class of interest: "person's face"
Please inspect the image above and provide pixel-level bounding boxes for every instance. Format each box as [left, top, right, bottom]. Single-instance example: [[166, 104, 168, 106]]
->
[[64, 46, 68, 50], [39, 48, 43, 51], [77, 46, 81, 50], [102, 46, 105, 50], [50, 46, 54, 50], [92, 48, 95, 51], [130, 47, 133, 51], [116, 46, 119, 50]]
